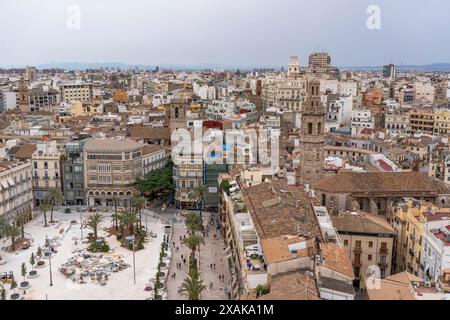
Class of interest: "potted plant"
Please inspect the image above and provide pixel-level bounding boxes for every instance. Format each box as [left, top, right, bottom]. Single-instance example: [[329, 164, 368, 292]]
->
[[20, 263, 30, 290], [36, 246, 42, 260], [28, 253, 38, 278], [10, 280, 19, 300]]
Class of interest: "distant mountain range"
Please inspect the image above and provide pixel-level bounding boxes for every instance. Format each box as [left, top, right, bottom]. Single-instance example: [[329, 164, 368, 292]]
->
[[2, 62, 450, 72]]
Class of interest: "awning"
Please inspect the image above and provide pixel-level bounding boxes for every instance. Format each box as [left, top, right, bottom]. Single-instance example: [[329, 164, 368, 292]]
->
[[7, 179, 15, 187], [1, 181, 9, 189]]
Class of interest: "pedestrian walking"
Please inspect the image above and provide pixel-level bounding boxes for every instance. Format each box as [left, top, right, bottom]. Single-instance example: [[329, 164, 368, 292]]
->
[[213, 264, 216, 269], [183, 258, 186, 264], [210, 264, 213, 270], [181, 254, 184, 260]]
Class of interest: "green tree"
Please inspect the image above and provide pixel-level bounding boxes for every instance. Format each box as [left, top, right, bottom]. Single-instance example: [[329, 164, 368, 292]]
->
[[180, 272, 206, 300], [10, 279, 18, 294], [15, 212, 28, 239], [131, 195, 146, 230], [111, 195, 119, 230], [30, 253, 35, 271], [134, 161, 174, 199], [87, 213, 104, 241], [188, 185, 208, 220], [183, 233, 203, 262], [185, 212, 202, 234], [220, 179, 231, 195], [0, 216, 7, 238], [120, 210, 138, 235], [21, 262, 27, 282], [43, 188, 64, 223], [4, 222, 21, 251], [41, 200, 51, 227], [36, 246, 42, 259]]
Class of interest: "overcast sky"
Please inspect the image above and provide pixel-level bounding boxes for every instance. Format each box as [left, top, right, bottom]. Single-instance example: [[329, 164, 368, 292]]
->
[[1, 0, 449, 68]]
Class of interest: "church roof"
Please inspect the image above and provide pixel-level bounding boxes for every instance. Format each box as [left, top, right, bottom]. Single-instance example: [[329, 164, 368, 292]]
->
[[313, 172, 448, 195]]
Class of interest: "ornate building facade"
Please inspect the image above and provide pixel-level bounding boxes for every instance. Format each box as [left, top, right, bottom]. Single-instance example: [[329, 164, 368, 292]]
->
[[84, 138, 142, 207], [297, 79, 326, 185]]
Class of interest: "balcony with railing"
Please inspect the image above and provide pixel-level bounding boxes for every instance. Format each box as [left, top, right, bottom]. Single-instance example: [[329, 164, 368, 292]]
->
[[378, 261, 388, 269], [353, 247, 362, 254], [379, 247, 389, 255]]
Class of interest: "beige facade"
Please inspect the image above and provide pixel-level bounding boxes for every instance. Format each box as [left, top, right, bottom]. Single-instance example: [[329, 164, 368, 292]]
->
[[84, 138, 142, 207], [61, 83, 93, 103], [297, 79, 325, 185], [173, 152, 203, 209], [0, 160, 33, 222], [333, 212, 395, 289], [389, 200, 428, 278], [31, 141, 62, 205]]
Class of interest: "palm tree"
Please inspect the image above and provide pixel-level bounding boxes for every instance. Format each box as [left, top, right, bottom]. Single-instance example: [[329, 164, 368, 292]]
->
[[185, 212, 202, 234], [180, 273, 206, 300], [112, 195, 119, 230], [87, 213, 104, 241], [43, 188, 64, 223], [120, 210, 138, 235], [41, 200, 51, 227], [4, 222, 21, 251], [15, 212, 28, 239], [131, 195, 146, 230], [183, 233, 203, 261], [0, 216, 7, 237], [188, 185, 208, 220]]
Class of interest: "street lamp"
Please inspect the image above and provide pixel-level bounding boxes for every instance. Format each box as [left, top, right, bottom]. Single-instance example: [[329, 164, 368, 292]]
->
[[48, 245, 53, 286], [126, 235, 136, 285]]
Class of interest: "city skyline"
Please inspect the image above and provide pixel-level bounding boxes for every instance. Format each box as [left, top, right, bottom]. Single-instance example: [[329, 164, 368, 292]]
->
[[1, 0, 450, 68]]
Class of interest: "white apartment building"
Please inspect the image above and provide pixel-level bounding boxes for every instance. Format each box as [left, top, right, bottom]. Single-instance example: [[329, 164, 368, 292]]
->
[[0, 160, 33, 222], [422, 211, 450, 282], [0, 91, 17, 111], [385, 111, 410, 137], [415, 81, 435, 104], [193, 82, 216, 100], [327, 96, 353, 128], [205, 100, 236, 120], [142, 145, 167, 176], [351, 109, 375, 135]]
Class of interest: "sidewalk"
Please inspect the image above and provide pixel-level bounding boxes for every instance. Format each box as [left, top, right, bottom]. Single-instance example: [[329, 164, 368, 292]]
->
[[166, 211, 231, 300]]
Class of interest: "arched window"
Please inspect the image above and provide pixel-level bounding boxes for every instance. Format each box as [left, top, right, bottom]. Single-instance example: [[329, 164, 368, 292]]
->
[[174, 107, 179, 118], [318, 122, 321, 134], [308, 122, 313, 134], [321, 194, 326, 206]]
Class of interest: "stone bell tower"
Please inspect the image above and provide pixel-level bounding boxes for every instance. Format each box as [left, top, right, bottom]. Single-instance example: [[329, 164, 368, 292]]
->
[[166, 100, 187, 134], [296, 79, 325, 185]]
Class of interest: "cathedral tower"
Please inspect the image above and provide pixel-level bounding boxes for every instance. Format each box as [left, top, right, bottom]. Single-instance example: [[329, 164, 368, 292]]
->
[[297, 79, 325, 185]]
